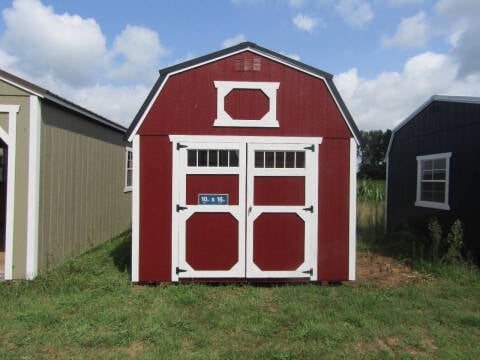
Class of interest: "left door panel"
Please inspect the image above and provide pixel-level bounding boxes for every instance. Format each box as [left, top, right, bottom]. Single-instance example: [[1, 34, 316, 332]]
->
[[173, 142, 246, 279]]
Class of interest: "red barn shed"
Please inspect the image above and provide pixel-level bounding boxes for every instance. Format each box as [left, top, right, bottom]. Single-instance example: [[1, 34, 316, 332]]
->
[[126, 42, 360, 283]]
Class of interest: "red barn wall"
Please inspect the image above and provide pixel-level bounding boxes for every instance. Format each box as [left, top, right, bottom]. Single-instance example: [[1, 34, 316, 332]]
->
[[137, 50, 353, 282]]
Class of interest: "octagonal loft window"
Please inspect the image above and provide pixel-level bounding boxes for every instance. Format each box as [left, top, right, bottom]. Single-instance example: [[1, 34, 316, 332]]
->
[[214, 81, 280, 127]]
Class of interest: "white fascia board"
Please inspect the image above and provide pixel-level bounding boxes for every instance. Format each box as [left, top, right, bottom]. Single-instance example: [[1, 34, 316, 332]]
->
[[129, 45, 358, 143], [169, 135, 323, 145], [0, 75, 44, 98], [26, 96, 41, 280]]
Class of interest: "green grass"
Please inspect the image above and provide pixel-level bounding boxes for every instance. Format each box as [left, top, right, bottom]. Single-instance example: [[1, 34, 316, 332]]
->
[[357, 179, 386, 203], [1, 232, 479, 359]]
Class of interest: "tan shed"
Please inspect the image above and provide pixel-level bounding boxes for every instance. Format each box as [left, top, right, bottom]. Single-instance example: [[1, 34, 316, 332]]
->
[[0, 69, 131, 280]]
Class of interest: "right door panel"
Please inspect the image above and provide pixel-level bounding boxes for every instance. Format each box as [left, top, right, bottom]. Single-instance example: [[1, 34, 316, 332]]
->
[[246, 143, 318, 279]]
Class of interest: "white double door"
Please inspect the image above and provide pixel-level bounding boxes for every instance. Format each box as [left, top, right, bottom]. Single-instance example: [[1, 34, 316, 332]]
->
[[171, 136, 320, 281]]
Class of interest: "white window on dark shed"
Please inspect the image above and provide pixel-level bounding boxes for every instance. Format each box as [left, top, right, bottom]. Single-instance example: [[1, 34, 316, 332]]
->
[[125, 148, 133, 191], [415, 152, 451, 210]]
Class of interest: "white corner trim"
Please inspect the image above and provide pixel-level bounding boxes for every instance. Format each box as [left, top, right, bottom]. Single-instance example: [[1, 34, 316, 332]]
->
[[26, 96, 41, 280], [213, 81, 280, 128], [0, 104, 19, 280], [131, 136, 140, 282], [348, 138, 357, 281]]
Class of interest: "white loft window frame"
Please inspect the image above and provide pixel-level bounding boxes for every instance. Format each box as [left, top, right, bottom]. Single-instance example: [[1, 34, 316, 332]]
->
[[213, 81, 280, 128], [415, 152, 451, 210], [124, 147, 133, 192]]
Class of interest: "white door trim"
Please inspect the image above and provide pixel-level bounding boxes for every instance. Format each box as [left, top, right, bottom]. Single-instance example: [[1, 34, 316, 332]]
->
[[0, 104, 20, 280], [169, 135, 322, 281], [172, 140, 246, 279], [245, 142, 319, 280]]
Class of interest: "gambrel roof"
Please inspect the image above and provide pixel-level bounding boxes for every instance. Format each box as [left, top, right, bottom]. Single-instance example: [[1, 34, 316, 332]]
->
[[126, 41, 360, 143]]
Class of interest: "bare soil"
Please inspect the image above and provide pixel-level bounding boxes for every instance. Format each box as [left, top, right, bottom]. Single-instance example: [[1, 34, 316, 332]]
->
[[352, 250, 432, 287]]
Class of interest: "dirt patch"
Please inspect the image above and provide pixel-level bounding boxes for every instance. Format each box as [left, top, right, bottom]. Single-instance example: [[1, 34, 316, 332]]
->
[[351, 251, 432, 287]]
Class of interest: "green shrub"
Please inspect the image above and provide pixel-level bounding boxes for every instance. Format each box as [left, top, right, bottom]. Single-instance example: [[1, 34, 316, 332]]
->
[[443, 219, 464, 264], [427, 217, 442, 264]]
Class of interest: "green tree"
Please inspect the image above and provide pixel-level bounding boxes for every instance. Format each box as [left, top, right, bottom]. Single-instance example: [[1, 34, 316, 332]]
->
[[358, 129, 392, 180]]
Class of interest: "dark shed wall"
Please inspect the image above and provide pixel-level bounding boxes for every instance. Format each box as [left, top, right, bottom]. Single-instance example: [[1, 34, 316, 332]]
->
[[387, 101, 480, 261]]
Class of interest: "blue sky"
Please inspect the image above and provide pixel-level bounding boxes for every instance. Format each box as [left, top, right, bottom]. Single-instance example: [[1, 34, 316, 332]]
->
[[0, 0, 479, 130]]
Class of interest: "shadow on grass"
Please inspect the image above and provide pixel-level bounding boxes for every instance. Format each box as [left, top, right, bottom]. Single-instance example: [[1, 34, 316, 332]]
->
[[109, 229, 132, 275]]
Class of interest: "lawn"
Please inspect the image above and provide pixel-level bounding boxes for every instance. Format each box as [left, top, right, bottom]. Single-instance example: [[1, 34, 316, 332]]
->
[[1, 233, 479, 359]]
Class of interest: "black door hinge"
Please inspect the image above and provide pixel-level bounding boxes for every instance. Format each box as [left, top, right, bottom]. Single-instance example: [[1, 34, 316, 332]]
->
[[302, 268, 313, 276], [176, 267, 187, 275], [303, 205, 314, 213], [176, 204, 188, 212], [304, 144, 315, 152], [177, 143, 188, 150]]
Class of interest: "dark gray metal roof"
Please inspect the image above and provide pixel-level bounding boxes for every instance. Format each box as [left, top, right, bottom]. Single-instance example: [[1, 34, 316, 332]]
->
[[386, 95, 480, 160], [0, 68, 126, 133], [126, 42, 360, 142]]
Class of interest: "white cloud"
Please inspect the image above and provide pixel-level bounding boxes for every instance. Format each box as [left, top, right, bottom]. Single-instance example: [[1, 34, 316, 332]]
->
[[335, 0, 374, 28], [1, 0, 107, 86], [222, 34, 247, 48], [108, 25, 169, 84], [382, 11, 428, 48], [335, 51, 480, 130], [435, 0, 480, 78], [0, 0, 169, 126], [293, 13, 318, 32]]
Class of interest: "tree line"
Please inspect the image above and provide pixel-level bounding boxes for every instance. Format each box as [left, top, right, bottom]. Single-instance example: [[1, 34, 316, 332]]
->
[[357, 129, 392, 180]]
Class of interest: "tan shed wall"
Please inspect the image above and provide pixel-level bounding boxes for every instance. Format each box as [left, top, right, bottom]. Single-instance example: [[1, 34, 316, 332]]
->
[[0, 85, 31, 279], [38, 101, 131, 271]]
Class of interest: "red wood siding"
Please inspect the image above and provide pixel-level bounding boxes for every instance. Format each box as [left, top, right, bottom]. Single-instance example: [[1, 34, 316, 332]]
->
[[139, 136, 172, 282], [136, 49, 354, 282], [254, 176, 305, 205], [138, 51, 351, 139], [317, 138, 349, 281]]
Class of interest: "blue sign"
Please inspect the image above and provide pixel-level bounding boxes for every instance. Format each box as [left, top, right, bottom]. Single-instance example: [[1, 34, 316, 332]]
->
[[198, 194, 229, 205]]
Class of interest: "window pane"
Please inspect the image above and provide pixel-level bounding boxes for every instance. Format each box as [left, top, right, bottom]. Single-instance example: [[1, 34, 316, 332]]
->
[[421, 189, 433, 202], [229, 150, 239, 167], [126, 170, 132, 187], [433, 169, 446, 180], [422, 182, 433, 192], [255, 151, 264, 168], [265, 152, 274, 168], [422, 170, 433, 180], [208, 150, 218, 167], [422, 160, 432, 171], [433, 159, 446, 170], [188, 150, 197, 167], [296, 152, 305, 168], [198, 150, 207, 166], [219, 150, 229, 167], [432, 190, 445, 203], [285, 152, 295, 168], [275, 151, 285, 168]]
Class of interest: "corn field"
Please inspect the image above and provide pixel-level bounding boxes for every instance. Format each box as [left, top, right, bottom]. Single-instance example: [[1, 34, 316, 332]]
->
[[357, 179, 385, 243], [357, 179, 386, 203]]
